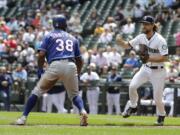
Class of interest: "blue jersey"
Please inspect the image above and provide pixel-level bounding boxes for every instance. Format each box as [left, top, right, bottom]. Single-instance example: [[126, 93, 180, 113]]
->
[[38, 30, 81, 64]]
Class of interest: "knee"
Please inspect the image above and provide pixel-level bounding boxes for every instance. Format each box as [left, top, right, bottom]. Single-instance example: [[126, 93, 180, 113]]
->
[[68, 92, 79, 101], [31, 87, 43, 97]]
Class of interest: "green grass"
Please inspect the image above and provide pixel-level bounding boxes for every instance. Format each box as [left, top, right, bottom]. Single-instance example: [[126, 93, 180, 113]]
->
[[0, 112, 180, 135]]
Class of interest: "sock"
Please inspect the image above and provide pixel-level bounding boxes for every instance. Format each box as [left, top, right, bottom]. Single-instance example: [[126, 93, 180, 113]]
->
[[23, 94, 38, 116], [72, 96, 84, 112]]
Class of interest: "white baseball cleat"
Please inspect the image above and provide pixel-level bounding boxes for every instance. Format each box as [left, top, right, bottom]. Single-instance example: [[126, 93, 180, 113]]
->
[[80, 109, 88, 126], [15, 116, 27, 125]]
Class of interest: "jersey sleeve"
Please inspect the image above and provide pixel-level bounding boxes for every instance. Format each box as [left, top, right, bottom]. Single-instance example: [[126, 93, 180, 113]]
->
[[129, 35, 141, 48], [74, 40, 81, 57], [158, 38, 168, 56], [38, 36, 50, 52]]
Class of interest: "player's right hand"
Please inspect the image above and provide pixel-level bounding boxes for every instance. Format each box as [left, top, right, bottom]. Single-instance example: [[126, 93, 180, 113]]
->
[[37, 68, 44, 79]]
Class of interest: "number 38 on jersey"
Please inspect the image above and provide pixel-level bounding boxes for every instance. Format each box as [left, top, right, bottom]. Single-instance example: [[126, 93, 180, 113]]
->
[[56, 39, 73, 52]]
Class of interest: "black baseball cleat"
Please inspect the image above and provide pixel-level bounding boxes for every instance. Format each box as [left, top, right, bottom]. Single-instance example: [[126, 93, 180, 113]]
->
[[154, 116, 165, 126], [122, 107, 137, 118]]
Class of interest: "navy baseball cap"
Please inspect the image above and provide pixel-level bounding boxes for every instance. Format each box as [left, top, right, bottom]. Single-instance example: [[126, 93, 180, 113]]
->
[[140, 16, 155, 24]]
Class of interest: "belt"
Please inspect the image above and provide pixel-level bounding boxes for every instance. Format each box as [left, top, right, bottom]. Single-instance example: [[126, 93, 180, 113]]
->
[[50, 58, 75, 64], [145, 64, 164, 69]]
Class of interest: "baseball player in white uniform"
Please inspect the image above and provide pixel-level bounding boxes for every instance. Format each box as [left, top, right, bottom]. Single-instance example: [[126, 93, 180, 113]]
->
[[162, 87, 174, 116], [116, 16, 169, 126], [41, 84, 67, 113], [80, 63, 100, 114]]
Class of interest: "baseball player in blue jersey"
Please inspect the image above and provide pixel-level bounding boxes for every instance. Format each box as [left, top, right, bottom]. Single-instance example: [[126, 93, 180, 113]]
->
[[16, 15, 88, 126]]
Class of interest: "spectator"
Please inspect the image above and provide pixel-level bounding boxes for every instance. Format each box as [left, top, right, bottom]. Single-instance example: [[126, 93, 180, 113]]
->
[[0, 0, 7, 9], [17, 16, 26, 28], [58, 4, 68, 16], [114, 6, 124, 21], [86, 49, 96, 66], [6, 18, 19, 32], [1, 46, 17, 64], [173, 7, 180, 21], [146, 0, 160, 15], [12, 64, 27, 82], [87, 9, 100, 26], [123, 50, 140, 70], [109, 47, 122, 66], [41, 12, 50, 28], [19, 42, 35, 65], [136, 0, 149, 9], [36, 26, 47, 37], [0, 36, 6, 56], [103, 17, 117, 32], [80, 63, 100, 114], [123, 5, 133, 18], [71, 31, 83, 43], [121, 18, 135, 35], [80, 46, 88, 65], [133, 4, 144, 21], [174, 32, 180, 46], [22, 25, 35, 44], [95, 48, 109, 74], [164, 0, 175, 8], [68, 12, 82, 33], [106, 66, 122, 115], [94, 23, 105, 36], [0, 66, 12, 111], [98, 28, 113, 44], [16, 27, 25, 44], [0, 21, 10, 34], [103, 46, 112, 65], [4, 35, 17, 49], [32, 13, 42, 28], [166, 64, 179, 82], [35, 26, 49, 49], [0, 24, 8, 39]]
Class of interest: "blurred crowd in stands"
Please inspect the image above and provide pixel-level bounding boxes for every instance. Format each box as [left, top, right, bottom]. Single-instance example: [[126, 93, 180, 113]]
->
[[0, 0, 179, 115]]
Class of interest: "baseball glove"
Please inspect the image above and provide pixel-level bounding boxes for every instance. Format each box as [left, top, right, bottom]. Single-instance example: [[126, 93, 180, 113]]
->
[[138, 44, 149, 64]]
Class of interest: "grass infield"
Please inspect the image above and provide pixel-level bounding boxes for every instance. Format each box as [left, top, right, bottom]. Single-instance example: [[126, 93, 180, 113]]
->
[[0, 112, 180, 135]]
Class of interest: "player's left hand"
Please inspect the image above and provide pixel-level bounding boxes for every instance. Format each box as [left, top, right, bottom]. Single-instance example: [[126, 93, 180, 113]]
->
[[140, 54, 149, 63], [138, 44, 149, 64], [37, 68, 44, 79]]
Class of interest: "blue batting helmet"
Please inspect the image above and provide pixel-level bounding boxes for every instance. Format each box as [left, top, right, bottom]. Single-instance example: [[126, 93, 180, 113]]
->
[[52, 15, 67, 30]]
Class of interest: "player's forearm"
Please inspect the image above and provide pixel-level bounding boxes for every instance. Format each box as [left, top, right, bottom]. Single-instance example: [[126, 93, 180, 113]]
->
[[75, 57, 84, 75], [38, 58, 45, 69], [117, 40, 130, 49], [148, 55, 168, 63], [37, 53, 45, 69]]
